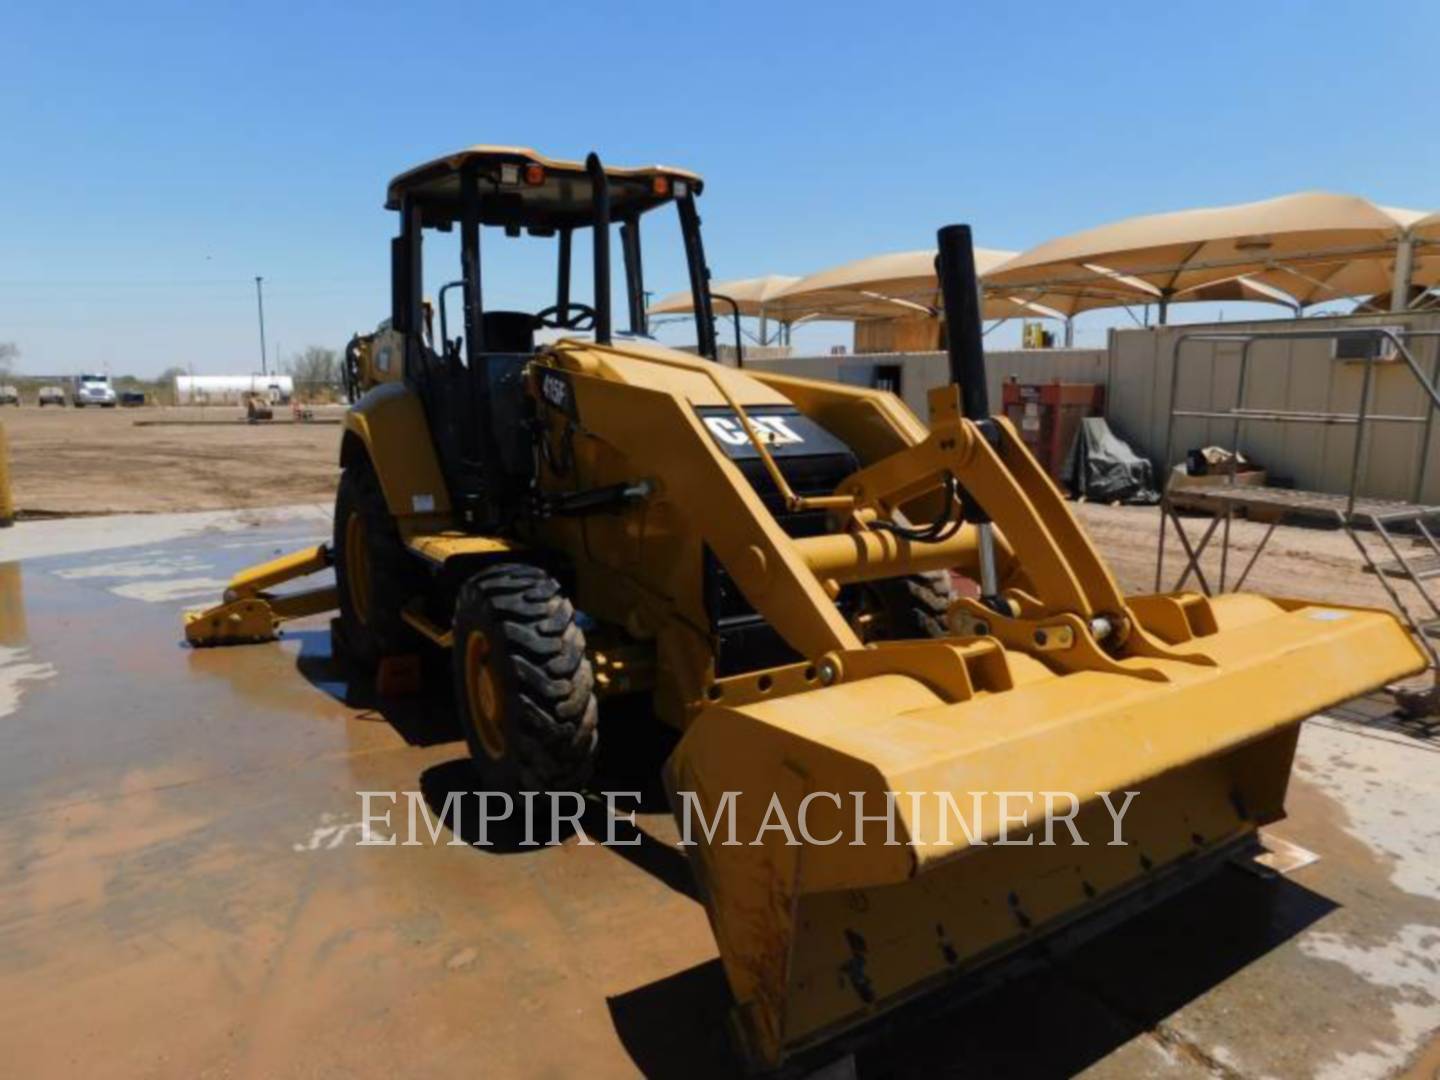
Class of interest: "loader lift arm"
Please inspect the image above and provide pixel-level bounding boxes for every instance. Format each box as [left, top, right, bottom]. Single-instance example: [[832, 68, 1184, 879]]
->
[[663, 224, 1428, 1070]]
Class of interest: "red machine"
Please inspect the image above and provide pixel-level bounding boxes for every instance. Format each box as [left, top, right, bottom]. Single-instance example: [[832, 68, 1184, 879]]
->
[[1001, 379, 1105, 486]]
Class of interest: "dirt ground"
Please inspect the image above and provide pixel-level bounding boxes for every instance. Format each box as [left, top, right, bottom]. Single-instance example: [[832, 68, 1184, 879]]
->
[[4, 510, 1439, 1080], [3, 416, 1440, 1077], [1, 404, 344, 515], [1, 402, 1431, 621], [1079, 499, 1426, 612]]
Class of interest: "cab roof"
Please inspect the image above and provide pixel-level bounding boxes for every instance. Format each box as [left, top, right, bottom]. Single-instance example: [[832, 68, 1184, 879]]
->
[[385, 145, 704, 231]]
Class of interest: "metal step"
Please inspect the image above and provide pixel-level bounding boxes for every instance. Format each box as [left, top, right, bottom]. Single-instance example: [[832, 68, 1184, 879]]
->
[[1363, 552, 1440, 581]]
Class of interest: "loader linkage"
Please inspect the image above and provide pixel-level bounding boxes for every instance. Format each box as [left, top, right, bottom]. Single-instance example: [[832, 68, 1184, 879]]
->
[[180, 149, 1427, 1072]]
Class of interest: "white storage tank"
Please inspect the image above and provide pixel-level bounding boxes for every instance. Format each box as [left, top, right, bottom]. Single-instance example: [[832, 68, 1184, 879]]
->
[[175, 374, 294, 405]]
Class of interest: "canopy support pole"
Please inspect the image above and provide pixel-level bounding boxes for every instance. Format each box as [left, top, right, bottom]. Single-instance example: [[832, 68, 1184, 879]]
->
[[1393, 237, 1416, 313], [1064, 317, 1075, 348]]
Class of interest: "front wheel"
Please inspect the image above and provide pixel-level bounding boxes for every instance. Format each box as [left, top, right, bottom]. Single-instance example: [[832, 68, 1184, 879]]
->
[[451, 563, 598, 794], [850, 571, 955, 641]]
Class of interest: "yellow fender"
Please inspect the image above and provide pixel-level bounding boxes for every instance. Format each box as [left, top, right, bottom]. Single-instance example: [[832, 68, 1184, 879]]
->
[[341, 381, 452, 519]]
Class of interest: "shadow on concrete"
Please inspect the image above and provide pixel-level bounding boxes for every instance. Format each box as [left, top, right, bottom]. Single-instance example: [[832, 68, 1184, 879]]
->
[[414, 755, 697, 901], [608, 863, 1338, 1079], [290, 628, 463, 747], [416, 758, 584, 850], [288, 624, 698, 893], [590, 692, 681, 813], [860, 865, 1337, 1079], [607, 959, 740, 1079], [289, 627, 690, 772]]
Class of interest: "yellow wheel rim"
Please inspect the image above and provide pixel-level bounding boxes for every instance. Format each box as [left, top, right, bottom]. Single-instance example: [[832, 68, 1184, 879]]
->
[[344, 510, 371, 625], [464, 630, 506, 759]]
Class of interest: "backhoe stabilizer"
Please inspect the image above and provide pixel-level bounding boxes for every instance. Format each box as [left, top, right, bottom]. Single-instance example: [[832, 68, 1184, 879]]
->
[[184, 543, 337, 647], [665, 591, 1424, 1069]]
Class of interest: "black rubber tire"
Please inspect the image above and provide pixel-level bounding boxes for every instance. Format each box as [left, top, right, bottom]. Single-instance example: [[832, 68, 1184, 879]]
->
[[332, 459, 422, 666], [853, 571, 954, 641], [451, 563, 598, 794]]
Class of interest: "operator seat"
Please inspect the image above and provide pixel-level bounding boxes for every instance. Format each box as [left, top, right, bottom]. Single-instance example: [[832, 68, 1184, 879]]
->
[[480, 311, 538, 354]]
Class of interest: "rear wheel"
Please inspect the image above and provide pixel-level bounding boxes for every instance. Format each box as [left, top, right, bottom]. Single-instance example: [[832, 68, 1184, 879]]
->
[[333, 459, 422, 665], [452, 563, 598, 794], [851, 571, 954, 641]]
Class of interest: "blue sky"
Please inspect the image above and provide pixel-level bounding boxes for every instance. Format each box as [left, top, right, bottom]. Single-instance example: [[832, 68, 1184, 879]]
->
[[3, 1, 1438, 376]]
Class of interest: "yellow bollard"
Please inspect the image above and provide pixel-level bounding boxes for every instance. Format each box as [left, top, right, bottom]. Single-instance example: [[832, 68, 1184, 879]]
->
[[0, 418, 13, 527], [0, 563, 25, 645]]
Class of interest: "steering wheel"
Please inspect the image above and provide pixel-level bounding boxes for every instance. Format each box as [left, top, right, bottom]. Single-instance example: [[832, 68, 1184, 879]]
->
[[534, 303, 597, 331]]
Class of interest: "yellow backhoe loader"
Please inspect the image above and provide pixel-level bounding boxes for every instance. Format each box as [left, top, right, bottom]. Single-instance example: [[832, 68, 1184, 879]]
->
[[185, 146, 1425, 1070]]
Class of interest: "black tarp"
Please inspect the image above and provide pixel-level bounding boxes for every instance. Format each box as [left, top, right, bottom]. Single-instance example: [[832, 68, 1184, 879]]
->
[[1064, 416, 1160, 505]]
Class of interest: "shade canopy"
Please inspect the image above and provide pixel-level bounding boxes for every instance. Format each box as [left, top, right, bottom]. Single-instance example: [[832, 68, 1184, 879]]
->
[[1171, 274, 1300, 309], [987, 192, 1431, 313], [1000, 264, 1164, 317], [766, 248, 1078, 322], [1240, 252, 1440, 307], [647, 275, 800, 319], [647, 192, 1440, 336], [1354, 286, 1440, 314]]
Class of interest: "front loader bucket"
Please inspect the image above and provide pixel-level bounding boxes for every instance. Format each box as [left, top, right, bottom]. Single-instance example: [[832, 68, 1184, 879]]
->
[[666, 592, 1424, 1069]]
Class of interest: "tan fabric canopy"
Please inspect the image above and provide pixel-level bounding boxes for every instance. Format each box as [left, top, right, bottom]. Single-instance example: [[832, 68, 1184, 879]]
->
[[1171, 274, 1299, 308], [1239, 252, 1440, 307], [774, 249, 995, 308], [1227, 209, 1436, 306], [647, 275, 799, 319], [987, 192, 1432, 318], [996, 269, 1307, 317], [992, 263, 1163, 318], [766, 248, 1080, 321], [1397, 207, 1438, 238], [650, 192, 1440, 335], [1355, 286, 1440, 314]]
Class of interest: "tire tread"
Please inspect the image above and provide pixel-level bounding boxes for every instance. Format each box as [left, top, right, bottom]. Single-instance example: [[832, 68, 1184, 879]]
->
[[453, 563, 598, 792]]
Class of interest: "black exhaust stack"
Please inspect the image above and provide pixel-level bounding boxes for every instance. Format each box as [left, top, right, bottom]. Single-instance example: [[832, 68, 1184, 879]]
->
[[712, 293, 744, 367], [936, 223, 988, 419], [586, 153, 612, 346], [936, 223, 1006, 613]]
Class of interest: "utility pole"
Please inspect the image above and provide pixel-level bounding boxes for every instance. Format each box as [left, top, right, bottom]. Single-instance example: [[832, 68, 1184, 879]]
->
[[255, 276, 268, 375]]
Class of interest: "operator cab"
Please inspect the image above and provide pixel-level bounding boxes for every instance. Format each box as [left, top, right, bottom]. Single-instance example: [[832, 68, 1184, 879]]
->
[[383, 145, 718, 527]]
